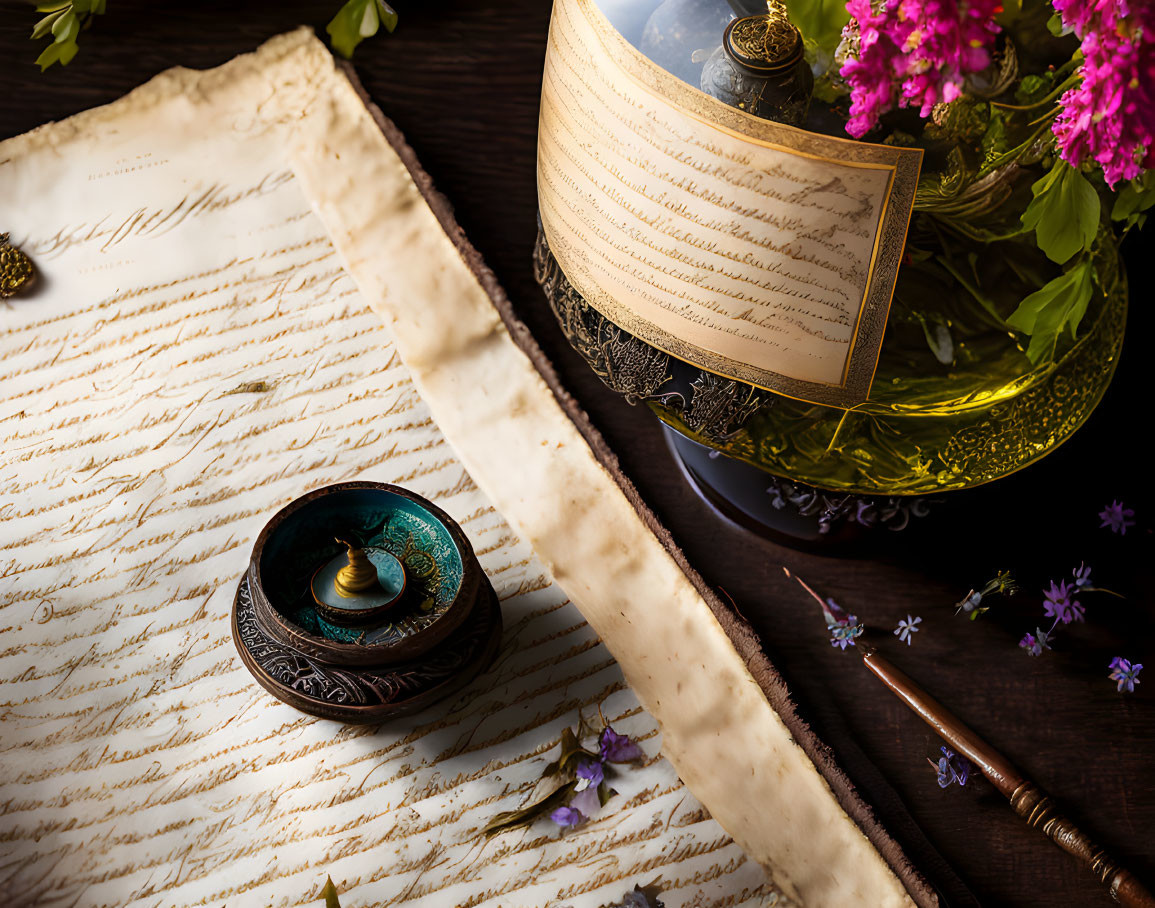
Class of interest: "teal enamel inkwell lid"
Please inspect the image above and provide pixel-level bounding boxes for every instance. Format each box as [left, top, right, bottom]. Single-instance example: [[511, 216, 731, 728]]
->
[[232, 482, 501, 723]]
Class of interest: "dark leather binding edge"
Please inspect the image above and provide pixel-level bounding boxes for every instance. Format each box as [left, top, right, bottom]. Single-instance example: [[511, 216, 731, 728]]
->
[[336, 58, 948, 908]]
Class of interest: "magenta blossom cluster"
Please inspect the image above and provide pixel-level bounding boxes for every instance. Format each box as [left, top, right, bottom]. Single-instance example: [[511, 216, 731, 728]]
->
[[841, 0, 1002, 138], [1052, 0, 1155, 186]]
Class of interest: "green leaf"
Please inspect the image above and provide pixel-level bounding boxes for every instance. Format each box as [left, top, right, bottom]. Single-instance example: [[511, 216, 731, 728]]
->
[[1046, 12, 1067, 36], [326, 0, 396, 59], [786, 0, 851, 57], [1014, 73, 1052, 106], [375, 0, 398, 33], [1006, 259, 1095, 364], [72, 0, 92, 13], [322, 876, 342, 908], [34, 1, 70, 11], [31, 8, 66, 40], [51, 9, 79, 44], [35, 37, 78, 70], [1111, 171, 1155, 230], [1021, 160, 1100, 265]]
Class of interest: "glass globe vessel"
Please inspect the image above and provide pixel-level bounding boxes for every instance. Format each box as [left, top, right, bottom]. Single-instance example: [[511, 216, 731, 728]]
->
[[533, 0, 1128, 543]]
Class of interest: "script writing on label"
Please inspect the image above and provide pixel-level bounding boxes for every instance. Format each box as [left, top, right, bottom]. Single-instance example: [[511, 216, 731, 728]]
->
[[538, 0, 922, 406]]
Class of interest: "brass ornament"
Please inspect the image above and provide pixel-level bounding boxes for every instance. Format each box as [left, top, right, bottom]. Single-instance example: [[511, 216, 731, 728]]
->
[[333, 537, 380, 597], [0, 233, 35, 299]]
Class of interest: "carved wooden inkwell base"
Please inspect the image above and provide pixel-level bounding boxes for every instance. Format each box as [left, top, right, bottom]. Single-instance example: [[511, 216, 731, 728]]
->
[[232, 482, 502, 723]]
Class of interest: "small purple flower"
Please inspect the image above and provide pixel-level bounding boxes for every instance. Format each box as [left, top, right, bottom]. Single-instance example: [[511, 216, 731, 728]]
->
[[1099, 501, 1136, 535], [930, 746, 972, 788], [568, 783, 602, 819], [894, 615, 922, 645], [830, 614, 864, 650], [1019, 627, 1053, 656], [1072, 563, 1093, 589], [1042, 580, 1085, 625], [575, 757, 604, 789], [1108, 657, 1143, 693], [820, 596, 865, 649], [550, 805, 585, 827], [599, 726, 642, 764]]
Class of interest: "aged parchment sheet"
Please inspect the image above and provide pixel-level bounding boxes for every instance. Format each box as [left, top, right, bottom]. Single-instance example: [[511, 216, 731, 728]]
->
[[538, 0, 921, 407], [0, 31, 915, 908]]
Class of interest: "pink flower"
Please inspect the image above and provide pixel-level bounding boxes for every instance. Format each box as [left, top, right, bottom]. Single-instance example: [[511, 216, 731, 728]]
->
[[1052, 0, 1155, 186], [840, 0, 1002, 137]]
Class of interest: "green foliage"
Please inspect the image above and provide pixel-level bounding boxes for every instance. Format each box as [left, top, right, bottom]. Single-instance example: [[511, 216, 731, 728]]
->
[[787, 0, 851, 57], [1021, 160, 1100, 265], [1111, 171, 1155, 232], [1014, 72, 1055, 106], [30, 1, 106, 71], [321, 876, 342, 908], [30, 1, 396, 69], [326, 0, 398, 59], [1006, 259, 1095, 364]]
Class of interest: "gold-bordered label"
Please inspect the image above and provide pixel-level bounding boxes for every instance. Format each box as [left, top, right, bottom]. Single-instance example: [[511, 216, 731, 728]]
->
[[537, 0, 922, 408]]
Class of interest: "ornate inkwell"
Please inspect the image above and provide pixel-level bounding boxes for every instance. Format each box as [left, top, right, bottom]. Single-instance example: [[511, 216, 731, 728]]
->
[[232, 482, 501, 723]]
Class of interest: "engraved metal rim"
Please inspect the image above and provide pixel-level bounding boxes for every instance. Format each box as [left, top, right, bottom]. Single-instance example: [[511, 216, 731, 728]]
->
[[232, 573, 502, 724], [248, 481, 482, 666]]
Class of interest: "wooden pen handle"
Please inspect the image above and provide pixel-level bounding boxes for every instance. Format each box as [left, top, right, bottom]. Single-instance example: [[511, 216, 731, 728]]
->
[[1010, 782, 1155, 907]]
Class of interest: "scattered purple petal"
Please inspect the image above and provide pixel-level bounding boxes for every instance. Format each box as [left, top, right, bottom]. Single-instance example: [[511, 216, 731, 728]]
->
[[1072, 563, 1093, 589], [930, 746, 972, 788], [568, 784, 602, 819], [822, 596, 852, 626], [894, 615, 922, 645], [550, 805, 586, 827], [1019, 627, 1053, 656], [1108, 657, 1143, 693], [1099, 501, 1136, 535], [575, 757, 604, 788], [599, 727, 643, 764], [830, 614, 864, 650], [1042, 580, 1085, 625]]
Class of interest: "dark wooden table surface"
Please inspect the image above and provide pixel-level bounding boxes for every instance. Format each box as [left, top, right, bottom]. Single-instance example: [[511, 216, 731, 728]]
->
[[2, 3, 1151, 905]]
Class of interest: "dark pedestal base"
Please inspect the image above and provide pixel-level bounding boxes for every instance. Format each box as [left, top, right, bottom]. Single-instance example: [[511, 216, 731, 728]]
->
[[663, 425, 935, 554]]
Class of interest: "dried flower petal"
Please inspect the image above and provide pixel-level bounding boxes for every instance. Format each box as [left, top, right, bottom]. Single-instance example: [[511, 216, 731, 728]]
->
[[930, 746, 972, 787], [1108, 656, 1143, 693], [550, 805, 586, 827], [1099, 500, 1136, 535], [1019, 626, 1053, 656], [599, 727, 643, 763], [894, 614, 922, 645], [575, 757, 605, 789], [1042, 580, 1085, 624], [569, 784, 603, 819]]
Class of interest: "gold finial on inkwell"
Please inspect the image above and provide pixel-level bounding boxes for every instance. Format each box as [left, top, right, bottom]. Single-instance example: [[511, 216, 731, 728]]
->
[[333, 537, 381, 598], [310, 533, 406, 627]]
